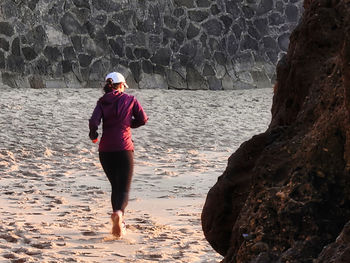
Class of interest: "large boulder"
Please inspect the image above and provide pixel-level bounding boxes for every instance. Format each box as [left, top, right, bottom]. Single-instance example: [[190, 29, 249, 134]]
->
[[202, 0, 350, 262]]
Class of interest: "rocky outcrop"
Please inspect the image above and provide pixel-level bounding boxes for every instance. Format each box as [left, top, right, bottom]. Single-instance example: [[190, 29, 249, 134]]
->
[[202, 0, 350, 262], [315, 221, 350, 263], [0, 0, 302, 89]]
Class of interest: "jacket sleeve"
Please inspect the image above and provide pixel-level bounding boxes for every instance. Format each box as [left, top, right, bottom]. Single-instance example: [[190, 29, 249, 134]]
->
[[131, 98, 148, 128], [89, 101, 102, 140]]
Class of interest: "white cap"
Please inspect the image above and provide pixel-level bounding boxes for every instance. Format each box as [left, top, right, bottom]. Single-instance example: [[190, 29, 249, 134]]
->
[[105, 72, 129, 88]]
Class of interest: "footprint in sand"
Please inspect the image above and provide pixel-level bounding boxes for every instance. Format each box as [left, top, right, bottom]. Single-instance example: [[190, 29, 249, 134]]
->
[[2, 253, 17, 260], [81, 230, 98, 236], [0, 233, 18, 243], [30, 241, 52, 249]]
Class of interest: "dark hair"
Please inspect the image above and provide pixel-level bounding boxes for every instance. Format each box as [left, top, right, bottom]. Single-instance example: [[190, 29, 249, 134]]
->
[[104, 78, 118, 93]]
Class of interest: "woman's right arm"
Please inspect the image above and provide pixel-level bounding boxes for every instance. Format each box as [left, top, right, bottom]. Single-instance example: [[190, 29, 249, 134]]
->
[[89, 101, 102, 140], [131, 98, 148, 128]]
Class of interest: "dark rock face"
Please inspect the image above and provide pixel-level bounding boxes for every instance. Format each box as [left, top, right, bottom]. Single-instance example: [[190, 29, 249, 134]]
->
[[315, 221, 350, 263], [0, 22, 14, 37], [202, 0, 350, 262], [0, 51, 5, 69], [0, 38, 9, 52], [0, 0, 302, 89], [22, 47, 38, 61], [150, 48, 171, 66], [11, 37, 21, 57]]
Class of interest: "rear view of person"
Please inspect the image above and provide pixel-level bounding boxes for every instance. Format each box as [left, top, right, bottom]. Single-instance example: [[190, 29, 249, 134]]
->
[[89, 72, 148, 237]]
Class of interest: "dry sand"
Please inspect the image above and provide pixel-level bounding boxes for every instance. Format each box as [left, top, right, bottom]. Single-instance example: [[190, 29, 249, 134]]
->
[[0, 87, 272, 262]]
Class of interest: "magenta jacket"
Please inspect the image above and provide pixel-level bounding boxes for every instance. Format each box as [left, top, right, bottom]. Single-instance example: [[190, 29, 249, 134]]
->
[[89, 91, 148, 152]]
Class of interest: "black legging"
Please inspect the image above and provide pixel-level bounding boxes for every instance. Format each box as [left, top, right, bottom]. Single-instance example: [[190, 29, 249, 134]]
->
[[99, 151, 134, 213]]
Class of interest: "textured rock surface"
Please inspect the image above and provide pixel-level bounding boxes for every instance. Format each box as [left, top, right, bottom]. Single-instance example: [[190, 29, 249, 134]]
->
[[0, 0, 302, 89], [202, 0, 350, 261]]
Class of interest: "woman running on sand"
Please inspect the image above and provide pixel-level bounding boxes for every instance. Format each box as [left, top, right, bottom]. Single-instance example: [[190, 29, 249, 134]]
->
[[89, 72, 148, 237]]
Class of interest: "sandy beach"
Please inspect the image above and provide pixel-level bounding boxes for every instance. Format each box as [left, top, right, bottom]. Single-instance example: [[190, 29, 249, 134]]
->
[[0, 87, 272, 262]]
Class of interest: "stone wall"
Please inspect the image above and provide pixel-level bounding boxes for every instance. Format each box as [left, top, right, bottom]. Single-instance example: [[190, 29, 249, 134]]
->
[[0, 0, 302, 89]]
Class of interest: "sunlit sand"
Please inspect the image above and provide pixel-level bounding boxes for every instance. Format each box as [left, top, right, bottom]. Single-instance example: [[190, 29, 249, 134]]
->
[[0, 87, 272, 262]]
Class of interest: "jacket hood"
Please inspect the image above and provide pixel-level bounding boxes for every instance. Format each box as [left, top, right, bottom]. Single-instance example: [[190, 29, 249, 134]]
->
[[99, 91, 123, 105]]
